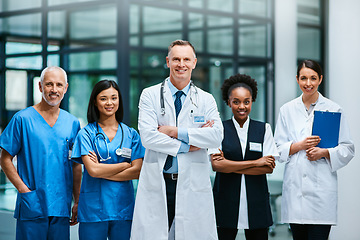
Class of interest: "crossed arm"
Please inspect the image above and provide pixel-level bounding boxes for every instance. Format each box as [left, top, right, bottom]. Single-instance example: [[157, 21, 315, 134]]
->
[[82, 151, 142, 181], [211, 149, 275, 175]]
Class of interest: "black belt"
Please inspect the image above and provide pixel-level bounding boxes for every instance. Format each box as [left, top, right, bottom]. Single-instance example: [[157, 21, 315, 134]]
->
[[163, 173, 178, 180]]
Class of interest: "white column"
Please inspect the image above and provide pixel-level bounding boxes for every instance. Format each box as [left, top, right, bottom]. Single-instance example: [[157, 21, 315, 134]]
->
[[328, 0, 360, 239], [271, 0, 297, 181]]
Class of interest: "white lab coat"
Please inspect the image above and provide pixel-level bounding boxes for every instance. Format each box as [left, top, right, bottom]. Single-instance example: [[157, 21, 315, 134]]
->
[[274, 93, 355, 225], [131, 79, 223, 240]]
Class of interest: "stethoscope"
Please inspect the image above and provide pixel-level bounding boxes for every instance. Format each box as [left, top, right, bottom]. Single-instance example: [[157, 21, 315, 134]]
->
[[94, 122, 124, 162], [160, 78, 198, 115]]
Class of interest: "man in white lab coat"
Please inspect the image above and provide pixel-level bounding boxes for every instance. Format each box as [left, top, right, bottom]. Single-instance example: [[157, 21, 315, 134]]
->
[[131, 40, 223, 240]]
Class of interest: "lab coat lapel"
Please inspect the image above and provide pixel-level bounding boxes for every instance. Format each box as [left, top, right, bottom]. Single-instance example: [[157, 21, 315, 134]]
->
[[163, 82, 176, 122]]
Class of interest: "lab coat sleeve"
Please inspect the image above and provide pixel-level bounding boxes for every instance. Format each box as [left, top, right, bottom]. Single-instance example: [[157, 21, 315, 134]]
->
[[327, 111, 355, 172], [138, 88, 182, 156], [187, 93, 223, 149], [263, 123, 280, 161], [274, 107, 293, 163]]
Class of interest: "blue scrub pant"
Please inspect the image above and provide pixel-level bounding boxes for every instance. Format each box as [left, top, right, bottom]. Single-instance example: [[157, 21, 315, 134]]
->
[[79, 220, 132, 240], [16, 216, 70, 240]]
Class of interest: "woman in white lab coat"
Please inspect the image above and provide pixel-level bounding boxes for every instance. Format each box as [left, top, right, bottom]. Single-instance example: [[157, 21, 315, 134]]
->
[[274, 60, 355, 240]]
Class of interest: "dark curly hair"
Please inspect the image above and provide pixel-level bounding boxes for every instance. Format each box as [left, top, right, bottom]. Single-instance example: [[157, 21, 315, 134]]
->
[[221, 73, 258, 104]]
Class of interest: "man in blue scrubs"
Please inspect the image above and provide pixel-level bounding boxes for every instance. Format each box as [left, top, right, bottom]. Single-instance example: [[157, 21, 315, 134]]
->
[[0, 66, 81, 240]]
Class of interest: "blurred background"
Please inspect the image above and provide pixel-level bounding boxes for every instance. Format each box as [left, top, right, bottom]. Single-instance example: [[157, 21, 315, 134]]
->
[[0, 0, 359, 239]]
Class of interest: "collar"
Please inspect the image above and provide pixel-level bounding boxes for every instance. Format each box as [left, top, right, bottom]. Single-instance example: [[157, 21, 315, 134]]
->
[[167, 78, 191, 97], [232, 116, 250, 131]]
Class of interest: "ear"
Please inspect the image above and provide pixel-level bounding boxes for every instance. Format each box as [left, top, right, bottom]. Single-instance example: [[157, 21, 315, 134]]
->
[[63, 83, 69, 94], [39, 81, 43, 93], [296, 75, 299, 84], [166, 56, 170, 68], [192, 58, 197, 69], [319, 75, 323, 85]]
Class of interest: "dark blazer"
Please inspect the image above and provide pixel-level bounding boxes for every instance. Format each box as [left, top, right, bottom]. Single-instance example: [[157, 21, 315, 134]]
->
[[213, 119, 273, 229]]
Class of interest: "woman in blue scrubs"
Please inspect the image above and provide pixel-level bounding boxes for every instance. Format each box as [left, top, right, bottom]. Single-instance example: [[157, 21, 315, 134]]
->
[[72, 80, 144, 240]]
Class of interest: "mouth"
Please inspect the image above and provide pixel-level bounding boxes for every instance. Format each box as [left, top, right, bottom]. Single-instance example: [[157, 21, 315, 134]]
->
[[176, 69, 187, 73], [48, 93, 59, 99], [105, 107, 114, 111]]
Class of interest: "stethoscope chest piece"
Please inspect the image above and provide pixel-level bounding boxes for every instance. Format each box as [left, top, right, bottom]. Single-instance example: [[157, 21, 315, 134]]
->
[[115, 148, 122, 156]]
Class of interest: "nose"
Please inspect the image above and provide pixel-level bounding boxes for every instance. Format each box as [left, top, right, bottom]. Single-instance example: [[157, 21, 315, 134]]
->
[[306, 78, 311, 85], [178, 59, 185, 67], [238, 102, 245, 109]]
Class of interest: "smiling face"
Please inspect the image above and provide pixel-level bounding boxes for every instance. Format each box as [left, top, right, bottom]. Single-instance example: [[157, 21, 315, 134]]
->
[[296, 67, 323, 97], [39, 69, 68, 107], [166, 45, 197, 84], [228, 87, 252, 127], [95, 87, 119, 120]]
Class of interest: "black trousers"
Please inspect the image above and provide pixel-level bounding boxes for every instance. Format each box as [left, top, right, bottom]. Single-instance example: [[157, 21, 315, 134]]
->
[[217, 227, 268, 240], [290, 224, 331, 240], [164, 177, 177, 230]]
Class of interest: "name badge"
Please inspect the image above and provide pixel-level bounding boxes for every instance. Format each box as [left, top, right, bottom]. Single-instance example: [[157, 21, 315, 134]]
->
[[116, 148, 132, 159], [193, 115, 206, 124], [249, 142, 262, 152]]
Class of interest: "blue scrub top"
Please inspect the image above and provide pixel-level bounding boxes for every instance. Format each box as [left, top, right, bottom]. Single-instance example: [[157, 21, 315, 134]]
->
[[0, 107, 80, 220], [71, 122, 145, 222]]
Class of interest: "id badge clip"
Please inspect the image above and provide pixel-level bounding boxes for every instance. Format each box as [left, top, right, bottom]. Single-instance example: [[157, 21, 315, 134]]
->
[[116, 147, 132, 159]]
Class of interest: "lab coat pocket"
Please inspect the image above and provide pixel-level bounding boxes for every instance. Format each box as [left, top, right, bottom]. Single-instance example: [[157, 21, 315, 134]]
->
[[19, 190, 46, 220], [190, 162, 211, 192]]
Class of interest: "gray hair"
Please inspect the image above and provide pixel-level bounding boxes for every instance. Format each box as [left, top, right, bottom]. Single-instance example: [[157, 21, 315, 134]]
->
[[40, 66, 68, 84]]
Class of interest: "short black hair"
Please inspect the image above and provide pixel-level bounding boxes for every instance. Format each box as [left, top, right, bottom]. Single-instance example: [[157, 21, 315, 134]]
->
[[297, 59, 323, 78], [221, 73, 258, 103], [87, 80, 124, 123]]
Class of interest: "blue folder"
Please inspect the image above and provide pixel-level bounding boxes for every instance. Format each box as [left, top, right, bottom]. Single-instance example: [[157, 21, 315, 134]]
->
[[312, 110, 341, 148]]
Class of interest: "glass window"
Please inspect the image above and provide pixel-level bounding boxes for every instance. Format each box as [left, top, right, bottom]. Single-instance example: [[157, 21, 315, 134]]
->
[[48, 5, 117, 49], [188, 0, 203, 8], [48, 11, 66, 40], [2, 13, 41, 37], [6, 40, 42, 55], [143, 0, 181, 5], [297, 0, 321, 25], [47, 54, 60, 67], [143, 7, 182, 33], [239, 21, 270, 57], [208, 0, 234, 12], [297, 27, 321, 61], [33, 76, 42, 105], [48, 0, 97, 6], [69, 5, 117, 48], [207, 16, 233, 55], [130, 4, 140, 46], [189, 13, 204, 52], [0, 0, 41, 12], [6, 56, 43, 70], [239, 0, 269, 18], [142, 6, 182, 48], [6, 70, 27, 110], [69, 50, 117, 71]]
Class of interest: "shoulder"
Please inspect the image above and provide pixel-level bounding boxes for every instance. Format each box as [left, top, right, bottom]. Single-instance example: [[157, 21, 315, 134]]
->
[[60, 109, 80, 123], [318, 94, 342, 111], [279, 96, 302, 113], [120, 123, 140, 137], [78, 123, 96, 138], [141, 82, 162, 94], [249, 119, 266, 129], [8, 107, 36, 124]]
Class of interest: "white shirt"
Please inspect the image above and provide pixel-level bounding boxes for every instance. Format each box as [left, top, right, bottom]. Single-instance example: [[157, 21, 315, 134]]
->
[[210, 116, 279, 229]]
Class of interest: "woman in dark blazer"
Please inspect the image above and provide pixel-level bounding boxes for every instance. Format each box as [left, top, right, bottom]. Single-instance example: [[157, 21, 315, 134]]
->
[[211, 74, 278, 240]]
